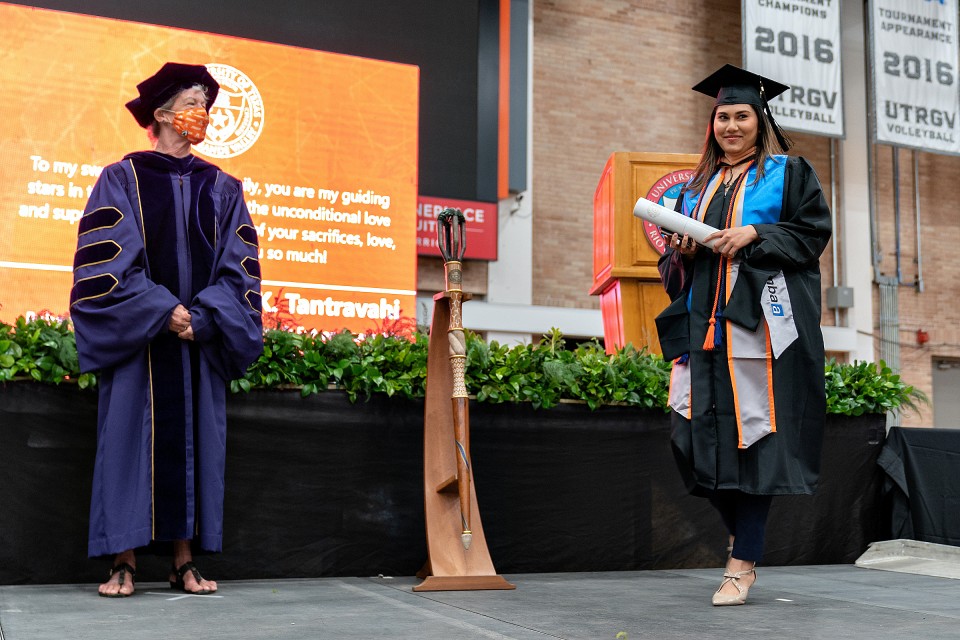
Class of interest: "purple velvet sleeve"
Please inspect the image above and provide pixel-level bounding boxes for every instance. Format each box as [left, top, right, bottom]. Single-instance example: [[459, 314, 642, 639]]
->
[[70, 164, 180, 372], [188, 177, 263, 379]]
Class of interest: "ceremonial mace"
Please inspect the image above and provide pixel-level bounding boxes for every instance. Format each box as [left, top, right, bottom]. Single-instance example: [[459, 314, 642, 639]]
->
[[436, 208, 472, 550], [412, 208, 512, 591]]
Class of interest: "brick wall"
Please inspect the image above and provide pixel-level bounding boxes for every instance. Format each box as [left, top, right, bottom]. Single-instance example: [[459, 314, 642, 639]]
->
[[531, 0, 960, 423], [532, 0, 835, 308], [534, 0, 740, 310], [873, 149, 960, 426]]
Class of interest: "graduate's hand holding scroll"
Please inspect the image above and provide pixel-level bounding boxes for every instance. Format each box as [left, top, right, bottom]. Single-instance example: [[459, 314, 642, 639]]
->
[[704, 225, 758, 259], [666, 232, 699, 259]]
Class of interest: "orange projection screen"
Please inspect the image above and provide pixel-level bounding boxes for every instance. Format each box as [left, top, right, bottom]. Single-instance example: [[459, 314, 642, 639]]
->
[[0, 3, 419, 334]]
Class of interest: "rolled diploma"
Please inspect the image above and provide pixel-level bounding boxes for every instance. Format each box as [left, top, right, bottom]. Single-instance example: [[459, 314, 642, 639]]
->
[[633, 197, 719, 249]]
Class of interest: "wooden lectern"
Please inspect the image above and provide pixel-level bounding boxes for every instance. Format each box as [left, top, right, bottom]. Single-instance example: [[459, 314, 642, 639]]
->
[[590, 152, 699, 354]]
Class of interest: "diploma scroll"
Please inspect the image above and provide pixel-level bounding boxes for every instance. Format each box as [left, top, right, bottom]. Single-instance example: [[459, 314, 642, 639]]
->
[[632, 197, 719, 249]]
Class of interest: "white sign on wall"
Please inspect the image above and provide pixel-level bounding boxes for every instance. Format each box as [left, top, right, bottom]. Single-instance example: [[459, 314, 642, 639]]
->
[[869, 0, 960, 154], [743, 0, 844, 138]]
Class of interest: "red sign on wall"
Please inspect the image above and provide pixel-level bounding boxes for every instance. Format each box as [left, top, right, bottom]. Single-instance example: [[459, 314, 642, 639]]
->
[[417, 195, 498, 260]]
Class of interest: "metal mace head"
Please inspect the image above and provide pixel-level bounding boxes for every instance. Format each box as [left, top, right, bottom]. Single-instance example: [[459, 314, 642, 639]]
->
[[436, 208, 467, 262]]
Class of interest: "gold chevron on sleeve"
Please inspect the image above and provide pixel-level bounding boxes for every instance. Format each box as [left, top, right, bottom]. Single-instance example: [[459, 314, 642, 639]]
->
[[78, 207, 123, 236], [236, 224, 259, 247], [241, 256, 261, 280], [73, 240, 122, 271], [70, 273, 119, 306]]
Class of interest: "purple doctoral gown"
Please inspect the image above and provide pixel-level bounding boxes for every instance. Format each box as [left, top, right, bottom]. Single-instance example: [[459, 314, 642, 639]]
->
[[71, 151, 263, 557]]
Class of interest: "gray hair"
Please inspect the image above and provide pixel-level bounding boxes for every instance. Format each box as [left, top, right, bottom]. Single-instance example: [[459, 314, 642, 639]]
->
[[149, 83, 210, 137]]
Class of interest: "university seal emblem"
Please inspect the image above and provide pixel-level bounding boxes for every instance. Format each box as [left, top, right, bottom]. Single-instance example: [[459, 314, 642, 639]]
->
[[194, 63, 265, 159], [643, 169, 695, 255]]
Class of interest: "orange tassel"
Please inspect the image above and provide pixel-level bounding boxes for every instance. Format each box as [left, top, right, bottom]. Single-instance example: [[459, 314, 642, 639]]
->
[[702, 318, 716, 351]]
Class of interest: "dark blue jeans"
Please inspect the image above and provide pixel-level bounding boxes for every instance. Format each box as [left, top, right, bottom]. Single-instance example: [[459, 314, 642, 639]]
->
[[707, 491, 773, 563]]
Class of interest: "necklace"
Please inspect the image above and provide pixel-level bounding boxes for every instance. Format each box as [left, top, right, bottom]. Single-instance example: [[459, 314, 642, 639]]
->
[[720, 155, 755, 192], [719, 154, 756, 169], [722, 169, 738, 192]]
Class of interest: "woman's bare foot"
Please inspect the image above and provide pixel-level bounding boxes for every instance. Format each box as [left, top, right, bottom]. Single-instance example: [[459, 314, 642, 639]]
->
[[98, 550, 136, 597], [169, 540, 218, 594]]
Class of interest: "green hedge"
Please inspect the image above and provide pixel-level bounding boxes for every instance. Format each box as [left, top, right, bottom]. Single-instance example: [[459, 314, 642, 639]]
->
[[0, 316, 922, 415], [235, 327, 670, 410], [0, 316, 96, 389]]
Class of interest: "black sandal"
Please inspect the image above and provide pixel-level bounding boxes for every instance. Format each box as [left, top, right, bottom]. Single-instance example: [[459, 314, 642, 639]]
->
[[170, 561, 214, 594], [99, 562, 136, 598]]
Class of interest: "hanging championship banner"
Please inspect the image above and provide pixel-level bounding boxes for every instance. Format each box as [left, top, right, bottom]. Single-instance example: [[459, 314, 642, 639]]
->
[[743, 0, 844, 138], [868, 0, 960, 154]]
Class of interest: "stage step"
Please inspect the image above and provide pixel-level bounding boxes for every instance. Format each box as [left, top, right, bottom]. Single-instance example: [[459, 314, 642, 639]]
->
[[856, 539, 960, 580]]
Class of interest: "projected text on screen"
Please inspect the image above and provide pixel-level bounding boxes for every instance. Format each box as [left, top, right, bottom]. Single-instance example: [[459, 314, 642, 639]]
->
[[0, 2, 419, 334]]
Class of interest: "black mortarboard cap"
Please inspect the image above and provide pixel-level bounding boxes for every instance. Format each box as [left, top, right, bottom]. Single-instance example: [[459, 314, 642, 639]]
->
[[125, 62, 220, 128], [692, 64, 788, 106], [692, 64, 792, 150]]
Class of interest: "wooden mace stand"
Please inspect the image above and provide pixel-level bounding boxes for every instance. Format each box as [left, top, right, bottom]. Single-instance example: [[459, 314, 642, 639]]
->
[[413, 291, 515, 592]]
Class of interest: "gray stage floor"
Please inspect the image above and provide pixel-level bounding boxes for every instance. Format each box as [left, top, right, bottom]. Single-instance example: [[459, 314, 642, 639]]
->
[[1, 566, 958, 639]]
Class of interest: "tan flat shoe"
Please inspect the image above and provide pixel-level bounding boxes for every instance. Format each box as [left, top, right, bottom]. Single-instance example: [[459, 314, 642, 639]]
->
[[712, 568, 756, 606]]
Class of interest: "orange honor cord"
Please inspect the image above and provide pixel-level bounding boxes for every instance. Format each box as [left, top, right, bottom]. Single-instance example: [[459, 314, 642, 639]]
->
[[765, 329, 777, 434], [702, 164, 752, 351], [726, 317, 745, 449]]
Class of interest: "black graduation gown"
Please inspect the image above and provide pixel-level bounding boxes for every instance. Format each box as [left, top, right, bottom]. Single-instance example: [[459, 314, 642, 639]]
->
[[657, 156, 832, 496]]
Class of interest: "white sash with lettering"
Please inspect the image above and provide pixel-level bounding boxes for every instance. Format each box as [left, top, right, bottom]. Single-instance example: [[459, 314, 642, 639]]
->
[[726, 260, 776, 448], [761, 271, 798, 358]]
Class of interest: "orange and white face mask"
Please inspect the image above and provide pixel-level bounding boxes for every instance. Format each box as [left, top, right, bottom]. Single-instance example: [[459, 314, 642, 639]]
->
[[163, 106, 210, 145]]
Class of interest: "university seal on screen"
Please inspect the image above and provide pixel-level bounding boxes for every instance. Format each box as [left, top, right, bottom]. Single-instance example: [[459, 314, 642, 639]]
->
[[195, 63, 265, 159]]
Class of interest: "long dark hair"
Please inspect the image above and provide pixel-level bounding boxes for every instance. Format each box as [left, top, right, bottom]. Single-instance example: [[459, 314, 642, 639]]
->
[[687, 104, 786, 193]]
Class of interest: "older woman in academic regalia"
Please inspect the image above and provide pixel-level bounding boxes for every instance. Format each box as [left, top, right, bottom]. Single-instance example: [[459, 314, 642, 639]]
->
[[656, 64, 831, 606], [70, 62, 263, 597]]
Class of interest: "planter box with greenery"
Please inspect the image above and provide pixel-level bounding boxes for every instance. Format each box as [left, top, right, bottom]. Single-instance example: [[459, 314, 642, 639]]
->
[[0, 317, 920, 584]]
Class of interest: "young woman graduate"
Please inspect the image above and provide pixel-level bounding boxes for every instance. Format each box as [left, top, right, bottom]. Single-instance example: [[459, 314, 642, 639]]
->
[[656, 64, 831, 606], [70, 62, 263, 597]]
